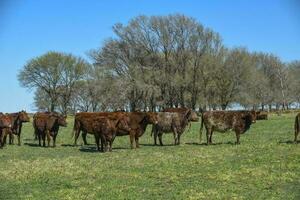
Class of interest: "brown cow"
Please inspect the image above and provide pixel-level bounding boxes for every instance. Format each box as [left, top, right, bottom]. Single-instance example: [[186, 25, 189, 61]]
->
[[200, 111, 253, 145], [232, 110, 256, 123], [152, 110, 192, 146], [163, 108, 199, 122], [163, 108, 199, 133], [73, 112, 157, 149], [73, 112, 131, 146], [4, 111, 30, 145], [0, 113, 12, 148], [256, 111, 268, 120], [295, 113, 300, 143], [33, 112, 67, 147], [92, 116, 129, 152]]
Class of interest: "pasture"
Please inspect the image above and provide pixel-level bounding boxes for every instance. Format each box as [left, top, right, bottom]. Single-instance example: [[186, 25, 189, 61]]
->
[[0, 113, 299, 200]]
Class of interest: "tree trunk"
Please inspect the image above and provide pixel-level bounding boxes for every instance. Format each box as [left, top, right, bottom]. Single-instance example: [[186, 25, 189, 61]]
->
[[221, 104, 227, 110], [50, 101, 55, 112]]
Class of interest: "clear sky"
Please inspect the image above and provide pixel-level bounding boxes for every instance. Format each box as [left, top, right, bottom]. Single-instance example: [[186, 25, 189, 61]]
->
[[0, 0, 299, 112]]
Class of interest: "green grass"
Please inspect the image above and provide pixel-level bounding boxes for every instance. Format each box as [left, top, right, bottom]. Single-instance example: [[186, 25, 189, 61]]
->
[[0, 114, 299, 200]]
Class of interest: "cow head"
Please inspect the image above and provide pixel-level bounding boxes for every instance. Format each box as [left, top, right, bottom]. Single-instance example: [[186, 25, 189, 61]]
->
[[189, 110, 199, 122], [249, 110, 256, 123], [146, 112, 158, 125], [19, 110, 30, 122], [184, 109, 192, 120], [57, 115, 67, 127], [0, 113, 12, 128], [242, 114, 252, 132]]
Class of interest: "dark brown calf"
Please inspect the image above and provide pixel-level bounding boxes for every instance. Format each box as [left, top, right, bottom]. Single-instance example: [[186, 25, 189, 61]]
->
[[73, 112, 157, 149], [92, 116, 128, 152], [73, 112, 131, 146], [200, 111, 253, 145], [295, 113, 300, 143], [4, 111, 30, 145], [0, 113, 12, 148], [33, 112, 67, 147]]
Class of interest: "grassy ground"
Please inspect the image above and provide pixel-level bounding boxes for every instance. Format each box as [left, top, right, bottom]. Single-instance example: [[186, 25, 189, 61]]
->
[[0, 114, 299, 200]]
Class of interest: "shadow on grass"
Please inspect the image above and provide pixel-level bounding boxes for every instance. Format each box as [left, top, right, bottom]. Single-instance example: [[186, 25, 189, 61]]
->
[[139, 143, 175, 147], [61, 144, 77, 147], [113, 147, 130, 150], [278, 140, 298, 144], [185, 141, 236, 146], [79, 146, 99, 153], [23, 138, 36, 142], [24, 142, 41, 147]]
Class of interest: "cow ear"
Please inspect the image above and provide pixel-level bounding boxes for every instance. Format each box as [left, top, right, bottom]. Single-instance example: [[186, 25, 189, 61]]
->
[[185, 109, 191, 117], [48, 116, 58, 127]]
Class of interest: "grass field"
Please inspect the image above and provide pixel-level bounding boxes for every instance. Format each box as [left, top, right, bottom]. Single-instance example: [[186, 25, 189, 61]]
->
[[0, 113, 299, 200]]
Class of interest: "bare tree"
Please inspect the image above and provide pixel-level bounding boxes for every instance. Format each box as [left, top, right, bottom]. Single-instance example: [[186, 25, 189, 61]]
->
[[18, 51, 89, 113]]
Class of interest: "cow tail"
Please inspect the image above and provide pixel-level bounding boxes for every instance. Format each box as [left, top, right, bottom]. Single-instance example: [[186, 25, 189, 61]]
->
[[150, 125, 154, 137], [199, 113, 204, 143], [295, 116, 299, 135], [187, 122, 192, 133], [72, 118, 78, 139]]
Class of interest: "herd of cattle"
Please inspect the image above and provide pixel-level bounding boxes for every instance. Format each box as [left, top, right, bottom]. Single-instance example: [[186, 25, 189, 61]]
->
[[0, 109, 299, 151]]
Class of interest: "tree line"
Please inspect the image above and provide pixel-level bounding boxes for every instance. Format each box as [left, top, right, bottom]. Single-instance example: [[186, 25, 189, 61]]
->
[[18, 14, 300, 114]]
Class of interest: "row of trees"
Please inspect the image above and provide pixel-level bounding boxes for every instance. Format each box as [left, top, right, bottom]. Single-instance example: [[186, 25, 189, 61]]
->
[[18, 14, 300, 114]]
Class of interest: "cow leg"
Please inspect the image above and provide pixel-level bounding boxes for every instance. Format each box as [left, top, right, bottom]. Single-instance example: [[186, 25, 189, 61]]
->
[[42, 133, 46, 147], [172, 127, 178, 145], [110, 134, 116, 151], [130, 135, 135, 149], [53, 134, 57, 147], [94, 134, 100, 152], [105, 140, 109, 152], [209, 132, 213, 144], [206, 128, 212, 145], [9, 133, 13, 145], [99, 137, 103, 152], [46, 132, 51, 147], [0, 132, 2, 148], [235, 131, 241, 145], [173, 132, 177, 145], [158, 132, 164, 146], [129, 130, 135, 149], [3, 132, 7, 145], [135, 136, 140, 148], [95, 134, 103, 151], [82, 132, 88, 145], [17, 134, 21, 146], [177, 133, 181, 145], [74, 129, 80, 146], [153, 129, 158, 145], [0, 130, 4, 148], [38, 132, 41, 146], [108, 140, 113, 152], [100, 135, 107, 152], [294, 130, 298, 143]]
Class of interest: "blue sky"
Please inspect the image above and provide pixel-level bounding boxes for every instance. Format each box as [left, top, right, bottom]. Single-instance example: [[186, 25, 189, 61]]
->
[[0, 0, 299, 112]]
